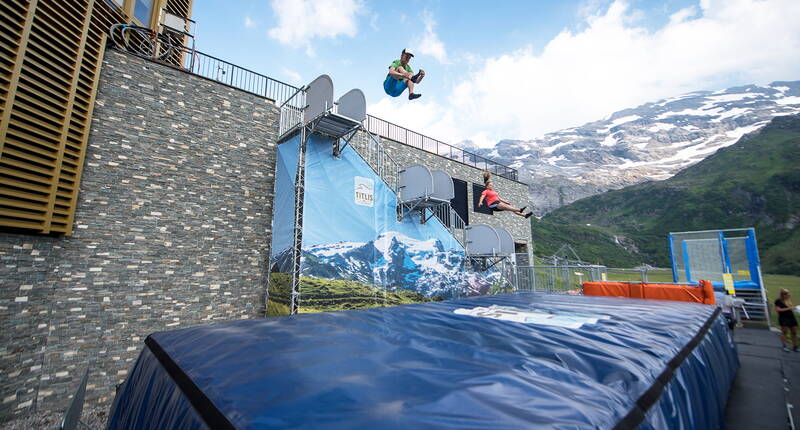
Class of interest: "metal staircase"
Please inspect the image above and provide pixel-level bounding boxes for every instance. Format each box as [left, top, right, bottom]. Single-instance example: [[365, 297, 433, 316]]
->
[[734, 289, 771, 323], [348, 130, 468, 247]]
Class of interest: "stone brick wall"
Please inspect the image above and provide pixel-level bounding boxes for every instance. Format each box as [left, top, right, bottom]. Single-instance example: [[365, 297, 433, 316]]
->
[[0, 50, 279, 420], [377, 138, 532, 253]]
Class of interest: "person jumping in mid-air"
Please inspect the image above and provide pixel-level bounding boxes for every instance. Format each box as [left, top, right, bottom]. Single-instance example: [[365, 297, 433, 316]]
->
[[478, 172, 533, 218], [384, 48, 425, 100]]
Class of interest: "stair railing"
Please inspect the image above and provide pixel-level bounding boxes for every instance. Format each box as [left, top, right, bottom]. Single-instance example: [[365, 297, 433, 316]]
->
[[427, 203, 466, 247], [348, 130, 467, 247], [349, 130, 400, 193]]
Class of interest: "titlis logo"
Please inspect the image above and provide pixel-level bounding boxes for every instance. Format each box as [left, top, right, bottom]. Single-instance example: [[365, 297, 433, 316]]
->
[[354, 176, 374, 207]]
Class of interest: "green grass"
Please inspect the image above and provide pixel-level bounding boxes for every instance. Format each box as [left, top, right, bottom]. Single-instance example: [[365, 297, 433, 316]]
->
[[267, 272, 292, 316], [267, 299, 290, 316], [604, 270, 800, 326], [541, 114, 800, 275], [531, 218, 641, 267], [604, 269, 674, 283], [298, 276, 437, 313], [267, 272, 437, 315], [764, 273, 800, 326]]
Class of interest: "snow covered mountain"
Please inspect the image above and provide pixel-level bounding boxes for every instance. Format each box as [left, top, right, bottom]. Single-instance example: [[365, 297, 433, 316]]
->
[[468, 81, 800, 214], [271, 231, 501, 298]]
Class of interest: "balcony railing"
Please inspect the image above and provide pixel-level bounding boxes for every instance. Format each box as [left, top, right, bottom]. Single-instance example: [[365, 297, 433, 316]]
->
[[363, 116, 518, 181], [183, 52, 519, 181], [184, 50, 305, 109]]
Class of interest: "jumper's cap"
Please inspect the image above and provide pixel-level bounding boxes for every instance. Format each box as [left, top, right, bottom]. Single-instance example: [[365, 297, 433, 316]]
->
[[402, 48, 415, 57]]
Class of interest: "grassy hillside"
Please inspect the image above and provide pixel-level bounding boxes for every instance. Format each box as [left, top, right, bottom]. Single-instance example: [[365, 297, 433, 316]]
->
[[267, 272, 435, 315], [531, 218, 641, 267], [542, 114, 800, 275]]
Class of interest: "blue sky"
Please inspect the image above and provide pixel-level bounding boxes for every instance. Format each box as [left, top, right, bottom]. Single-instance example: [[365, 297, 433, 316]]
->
[[191, 0, 800, 147]]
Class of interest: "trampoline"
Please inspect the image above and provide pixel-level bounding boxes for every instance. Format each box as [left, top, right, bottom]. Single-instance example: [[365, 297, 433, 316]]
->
[[107, 293, 737, 429]]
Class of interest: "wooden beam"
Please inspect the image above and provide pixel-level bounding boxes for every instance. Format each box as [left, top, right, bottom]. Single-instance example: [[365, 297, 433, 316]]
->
[[61, 32, 106, 236], [42, 0, 95, 234], [0, 0, 39, 156], [122, 0, 134, 20]]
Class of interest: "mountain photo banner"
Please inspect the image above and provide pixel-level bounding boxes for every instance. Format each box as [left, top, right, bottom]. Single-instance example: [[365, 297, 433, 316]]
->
[[295, 134, 503, 313]]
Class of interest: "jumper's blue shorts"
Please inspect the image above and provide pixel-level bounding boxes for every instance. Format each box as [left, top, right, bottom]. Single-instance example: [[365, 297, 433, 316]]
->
[[383, 75, 407, 97]]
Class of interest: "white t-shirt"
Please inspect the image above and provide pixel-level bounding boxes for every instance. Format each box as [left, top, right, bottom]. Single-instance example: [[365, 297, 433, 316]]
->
[[714, 292, 733, 313]]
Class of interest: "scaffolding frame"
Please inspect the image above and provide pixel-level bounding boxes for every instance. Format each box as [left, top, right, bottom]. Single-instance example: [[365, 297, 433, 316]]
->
[[286, 107, 365, 314]]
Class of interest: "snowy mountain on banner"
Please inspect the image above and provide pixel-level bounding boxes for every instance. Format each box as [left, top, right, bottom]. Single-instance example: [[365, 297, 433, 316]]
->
[[279, 231, 495, 298], [467, 81, 800, 214]]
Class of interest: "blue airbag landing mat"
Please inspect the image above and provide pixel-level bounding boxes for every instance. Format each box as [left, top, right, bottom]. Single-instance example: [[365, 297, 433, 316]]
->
[[106, 293, 738, 430]]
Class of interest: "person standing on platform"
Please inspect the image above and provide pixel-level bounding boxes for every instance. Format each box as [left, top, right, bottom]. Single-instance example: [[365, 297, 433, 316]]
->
[[384, 49, 425, 100], [775, 288, 798, 352]]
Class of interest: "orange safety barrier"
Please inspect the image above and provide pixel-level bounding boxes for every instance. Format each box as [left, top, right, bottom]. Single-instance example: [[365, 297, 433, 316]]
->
[[582, 280, 716, 305]]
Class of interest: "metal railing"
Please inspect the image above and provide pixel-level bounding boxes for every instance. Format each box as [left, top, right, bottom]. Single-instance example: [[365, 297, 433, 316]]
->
[[516, 265, 606, 293], [109, 26, 520, 183], [110, 23, 305, 110], [349, 130, 467, 246], [350, 130, 401, 193], [363, 116, 519, 182], [428, 203, 467, 246], [184, 51, 305, 108], [278, 108, 521, 182]]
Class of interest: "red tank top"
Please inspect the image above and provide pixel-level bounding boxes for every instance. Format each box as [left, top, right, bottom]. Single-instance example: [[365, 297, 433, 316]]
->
[[482, 189, 499, 205]]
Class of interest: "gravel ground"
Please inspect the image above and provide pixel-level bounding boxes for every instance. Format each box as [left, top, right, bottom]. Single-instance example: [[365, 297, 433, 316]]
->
[[0, 405, 108, 430]]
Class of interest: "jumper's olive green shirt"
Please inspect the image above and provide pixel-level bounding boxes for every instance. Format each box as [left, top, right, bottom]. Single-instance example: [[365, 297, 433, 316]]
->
[[390, 60, 413, 81]]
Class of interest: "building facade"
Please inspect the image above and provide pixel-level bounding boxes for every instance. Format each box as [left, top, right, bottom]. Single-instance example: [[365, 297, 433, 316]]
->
[[0, 48, 276, 420], [0, 0, 193, 235], [0, 4, 532, 421]]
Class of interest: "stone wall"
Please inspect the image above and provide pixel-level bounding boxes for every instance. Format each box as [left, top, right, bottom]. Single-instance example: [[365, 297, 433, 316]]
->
[[377, 137, 532, 253], [0, 50, 280, 420]]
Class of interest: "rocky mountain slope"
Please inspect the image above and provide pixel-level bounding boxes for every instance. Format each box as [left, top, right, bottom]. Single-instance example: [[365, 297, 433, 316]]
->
[[467, 81, 800, 214], [271, 231, 500, 298], [540, 114, 800, 275]]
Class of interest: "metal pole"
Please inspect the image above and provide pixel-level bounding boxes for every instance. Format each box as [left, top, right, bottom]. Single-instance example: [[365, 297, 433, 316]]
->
[[289, 125, 308, 315]]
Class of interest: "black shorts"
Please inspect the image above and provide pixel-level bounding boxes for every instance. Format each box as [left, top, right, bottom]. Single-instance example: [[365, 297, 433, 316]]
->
[[488, 202, 499, 210], [780, 316, 798, 328]]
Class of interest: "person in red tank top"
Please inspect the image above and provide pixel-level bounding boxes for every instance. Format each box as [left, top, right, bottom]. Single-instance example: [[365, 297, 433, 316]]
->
[[477, 172, 533, 218]]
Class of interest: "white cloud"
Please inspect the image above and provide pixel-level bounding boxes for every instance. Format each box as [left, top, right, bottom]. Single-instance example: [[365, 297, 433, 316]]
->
[[281, 67, 302, 85], [413, 11, 448, 64], [268, 0, 363, 55], [244, 16, 257, 29], [371, 0, 800, 147], [369, 13, 379, 31]]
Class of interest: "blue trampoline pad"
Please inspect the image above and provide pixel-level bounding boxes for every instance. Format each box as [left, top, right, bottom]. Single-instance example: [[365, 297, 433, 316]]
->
[[107, 293, 738, 429]]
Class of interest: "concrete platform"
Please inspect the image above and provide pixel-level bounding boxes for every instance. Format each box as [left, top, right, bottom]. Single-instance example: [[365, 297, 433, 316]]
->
[[726, 326, 800, 430]]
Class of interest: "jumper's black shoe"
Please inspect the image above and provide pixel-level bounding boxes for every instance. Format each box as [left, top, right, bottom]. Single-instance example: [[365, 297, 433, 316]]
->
[[524, 212, 533, 218], [519, 206, 527, 213], [409, 93, 422, 100], [411, 70, 425, 83]]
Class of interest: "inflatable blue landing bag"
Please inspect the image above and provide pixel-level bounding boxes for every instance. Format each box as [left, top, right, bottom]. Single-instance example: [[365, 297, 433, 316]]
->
[[107, 293, 738, 429]]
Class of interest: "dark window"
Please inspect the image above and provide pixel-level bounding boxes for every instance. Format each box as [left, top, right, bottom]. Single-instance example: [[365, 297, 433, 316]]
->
[[472, 183, 493, 215], [451, 178, 469, 226]]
